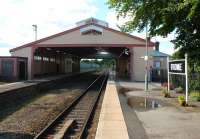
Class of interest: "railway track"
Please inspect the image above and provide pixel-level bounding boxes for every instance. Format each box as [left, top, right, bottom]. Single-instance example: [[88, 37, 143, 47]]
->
[[34, 72, 108, 139]]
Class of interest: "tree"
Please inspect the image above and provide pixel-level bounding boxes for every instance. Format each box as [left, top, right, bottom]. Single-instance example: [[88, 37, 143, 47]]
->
[[108, 0, 200, 90], [107, 0, 200, 53], [107, 0, 199, 36]]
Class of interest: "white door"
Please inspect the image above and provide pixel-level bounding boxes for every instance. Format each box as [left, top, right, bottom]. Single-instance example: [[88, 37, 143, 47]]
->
[[65, 58, 72, 73]]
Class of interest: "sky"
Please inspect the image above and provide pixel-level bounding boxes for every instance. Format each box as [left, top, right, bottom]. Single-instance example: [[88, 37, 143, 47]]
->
[[0, 0, 175, 56]]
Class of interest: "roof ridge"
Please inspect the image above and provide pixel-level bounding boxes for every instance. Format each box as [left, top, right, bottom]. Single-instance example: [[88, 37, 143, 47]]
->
[[150, 50, 169, 57]]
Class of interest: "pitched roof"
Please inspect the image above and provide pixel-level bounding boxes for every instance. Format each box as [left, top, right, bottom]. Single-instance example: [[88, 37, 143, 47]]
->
[[10, 23, 155, 52], [149, 50, 169, 57]]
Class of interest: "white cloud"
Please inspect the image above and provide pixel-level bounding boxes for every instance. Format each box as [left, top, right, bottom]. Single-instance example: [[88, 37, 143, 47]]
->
[[0, 47, 11, 56], [0, 0, 98, 48], [0, 1, 175, 56], [105, 11, 175, 55], [105, 10, 131, 30]]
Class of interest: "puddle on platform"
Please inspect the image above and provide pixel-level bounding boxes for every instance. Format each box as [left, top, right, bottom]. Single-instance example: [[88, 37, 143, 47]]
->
[[128, 96, 162, 111], [118, 86, 143, 96]]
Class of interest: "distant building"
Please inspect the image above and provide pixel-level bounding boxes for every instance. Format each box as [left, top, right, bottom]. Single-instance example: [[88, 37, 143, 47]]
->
[[149, 42, 169, 82], [0, 57, 27, 81]]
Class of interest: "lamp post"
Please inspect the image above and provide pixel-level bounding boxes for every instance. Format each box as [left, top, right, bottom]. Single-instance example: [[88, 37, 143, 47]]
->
[[185, 53, 188, 104], [145, 24, 149, 92], [32, 24, 37, 41]]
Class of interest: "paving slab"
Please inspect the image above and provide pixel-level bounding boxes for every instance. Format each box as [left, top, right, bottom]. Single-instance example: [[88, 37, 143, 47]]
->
[[95, 81, 129, 139]]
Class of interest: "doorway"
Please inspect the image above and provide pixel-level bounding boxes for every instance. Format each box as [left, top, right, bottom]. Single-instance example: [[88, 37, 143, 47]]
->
[[64, 58, 72, 73], [2, 60, 14, 80], [19, 61, 27, 80]]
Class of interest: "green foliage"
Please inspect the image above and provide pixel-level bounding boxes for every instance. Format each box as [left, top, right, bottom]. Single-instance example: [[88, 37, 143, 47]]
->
[[177, 95, 186, 106], [81, 59, 115, 69], [108, 0, 200, 91], [107, 0, 200, 36], [108, 0, 200, 67], [172, 51, 200, 91], [178, 95, 185, 101], [190, 91, 200, 101], [189, 73, 200, 91], [161, 88, 170, 98]]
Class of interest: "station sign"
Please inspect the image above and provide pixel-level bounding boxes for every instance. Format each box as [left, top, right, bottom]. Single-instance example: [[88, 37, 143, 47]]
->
[[167, 54, 188, 105], [169, 60, 185, 74]]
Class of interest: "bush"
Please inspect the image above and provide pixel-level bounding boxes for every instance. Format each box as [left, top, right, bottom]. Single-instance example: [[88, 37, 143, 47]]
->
[[189, 72, 200, 91], [175, 86, 184, 93], [190, 91, 200, 101], [177, 96, 186, 106], [161, 88, 170, 98]]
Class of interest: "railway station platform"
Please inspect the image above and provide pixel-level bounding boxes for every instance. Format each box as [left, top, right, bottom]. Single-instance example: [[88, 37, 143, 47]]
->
[[95, 80, 129, 139], [0, 71, 92, 94]]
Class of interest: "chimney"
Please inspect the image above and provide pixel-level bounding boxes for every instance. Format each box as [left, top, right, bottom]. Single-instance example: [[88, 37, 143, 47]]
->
[[155, 41, 159, 51]]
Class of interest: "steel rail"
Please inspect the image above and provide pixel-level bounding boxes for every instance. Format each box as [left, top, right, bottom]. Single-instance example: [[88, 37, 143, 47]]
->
[[78, 72, 108, 139], [34, 72, 106, 139]]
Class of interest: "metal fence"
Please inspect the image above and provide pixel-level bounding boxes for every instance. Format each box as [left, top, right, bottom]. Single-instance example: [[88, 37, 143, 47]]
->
[[151, 68, 167, 83], [151, 68, 200, 91], [170, 72, 200, 91]]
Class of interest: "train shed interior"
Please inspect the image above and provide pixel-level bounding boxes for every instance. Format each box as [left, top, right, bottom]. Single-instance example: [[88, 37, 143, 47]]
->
[[33, 46, 130, 78]]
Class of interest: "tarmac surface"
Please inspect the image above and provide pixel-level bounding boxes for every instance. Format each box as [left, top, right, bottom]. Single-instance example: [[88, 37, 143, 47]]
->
[[117, 81, 200, 139]]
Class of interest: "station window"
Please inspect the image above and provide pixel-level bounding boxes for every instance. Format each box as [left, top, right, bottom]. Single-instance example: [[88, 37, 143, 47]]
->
[[154, 61, 161, 68], [34, 56, 42, 61], [50, 58, 56, 62], [43, 57, 49, 61]]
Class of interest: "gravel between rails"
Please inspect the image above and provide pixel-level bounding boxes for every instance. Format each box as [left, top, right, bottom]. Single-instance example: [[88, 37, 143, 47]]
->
[[0, 73, 99, 139]]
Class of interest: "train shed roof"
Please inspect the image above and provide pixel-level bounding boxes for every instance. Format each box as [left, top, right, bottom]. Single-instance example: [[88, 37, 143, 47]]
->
[[10, 18, 155, 52]]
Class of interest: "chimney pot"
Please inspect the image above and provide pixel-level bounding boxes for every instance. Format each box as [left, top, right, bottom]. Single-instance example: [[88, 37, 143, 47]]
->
[[155, 41, 159, 51]]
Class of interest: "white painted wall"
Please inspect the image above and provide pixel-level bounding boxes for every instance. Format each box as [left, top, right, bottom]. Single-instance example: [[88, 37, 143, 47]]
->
[[131, 47, 153, 81]]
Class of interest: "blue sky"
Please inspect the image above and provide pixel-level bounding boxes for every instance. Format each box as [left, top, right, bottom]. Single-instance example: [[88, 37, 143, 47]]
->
[[0, 0, 174, 56]]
